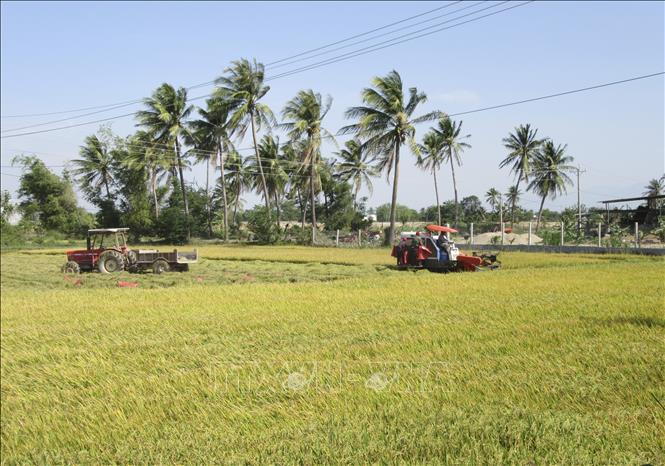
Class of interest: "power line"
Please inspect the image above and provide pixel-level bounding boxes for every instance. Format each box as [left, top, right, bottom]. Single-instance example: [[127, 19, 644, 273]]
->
[[266, 1, 484, 70], [266, 1, 526, 81], [3, 68, 662, 141], [266, 2, 460, 66], [1, 1, 524, 134], [448, 72, 665, 117], [0, 2, 459, 119]]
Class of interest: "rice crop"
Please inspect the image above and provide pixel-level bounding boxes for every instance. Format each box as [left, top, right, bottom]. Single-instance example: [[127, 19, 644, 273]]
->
[[1, 246, 663, 464]]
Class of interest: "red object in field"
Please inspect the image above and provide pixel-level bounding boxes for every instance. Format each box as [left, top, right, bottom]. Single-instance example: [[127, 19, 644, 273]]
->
[[117, 281, 139, 288], [504, 227, 513, 233], [63, 275, 82, 286], [426, 224, 459, 233], [456, 254, 482, 272], [416, 245, 431, 261]]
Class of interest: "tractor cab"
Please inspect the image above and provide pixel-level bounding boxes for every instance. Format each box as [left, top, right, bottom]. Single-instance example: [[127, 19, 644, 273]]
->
[[64, 228, 131, 273], [86, 228, 129, 252]]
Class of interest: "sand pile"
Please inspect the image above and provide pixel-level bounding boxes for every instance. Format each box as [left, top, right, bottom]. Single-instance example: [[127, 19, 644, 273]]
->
[[471, 232, 542, 245]]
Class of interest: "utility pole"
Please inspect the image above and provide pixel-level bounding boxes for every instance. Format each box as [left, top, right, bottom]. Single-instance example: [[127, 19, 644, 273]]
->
[[499, 195, 503, 229], [499, 196, 504, 245], [574, 166, 586, 236]]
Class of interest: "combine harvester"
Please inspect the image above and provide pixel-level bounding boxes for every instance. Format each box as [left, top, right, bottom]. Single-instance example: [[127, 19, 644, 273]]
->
[[391, 224, 500, 272]]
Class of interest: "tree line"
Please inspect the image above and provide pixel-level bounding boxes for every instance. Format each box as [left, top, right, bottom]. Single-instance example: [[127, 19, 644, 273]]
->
[[4, 58, 664, 245]]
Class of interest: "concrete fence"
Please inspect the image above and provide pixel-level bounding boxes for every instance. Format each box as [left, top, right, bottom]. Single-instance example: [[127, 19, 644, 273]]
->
[[464, 243, 665, 256]]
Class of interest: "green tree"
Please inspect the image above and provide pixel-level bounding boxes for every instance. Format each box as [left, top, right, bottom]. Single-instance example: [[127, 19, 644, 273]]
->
[[251, 135, 289, 224], [336, 139, 376, 208], [485, 187, 501, 218], [281, 140, 310, 229], [215, 58, 275, 215], [643, 175, 665, 209], [528, 140, 575, 229], [500, 124, 545, 226], [280, 89, 335, 243], [504, 186, 521, 224], [432, 117, 471, 227], [122, 130, 174, 219], [136, 83, 194, 239], [224, 150, 252, 227], [187, 93, 236, 240], [340, 70, 440, 244], [73, 134, 116, 202], [461, 195, 485, 223], [13, 155, 89, 234], [1, 190, 15, 226], [114, 142, 154, 241], [416, 130, 445, 225], [375, 203, 418, 224]]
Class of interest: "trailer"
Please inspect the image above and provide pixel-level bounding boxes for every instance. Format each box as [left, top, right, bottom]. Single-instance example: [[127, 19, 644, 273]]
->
[[130, 249, 198, 274]]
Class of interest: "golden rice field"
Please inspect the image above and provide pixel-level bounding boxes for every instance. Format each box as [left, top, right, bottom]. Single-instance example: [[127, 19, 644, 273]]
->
[[1, 245, 664, 464]]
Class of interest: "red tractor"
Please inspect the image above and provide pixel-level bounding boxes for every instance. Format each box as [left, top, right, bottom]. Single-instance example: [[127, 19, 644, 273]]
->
[[61, 228, 197, 274]]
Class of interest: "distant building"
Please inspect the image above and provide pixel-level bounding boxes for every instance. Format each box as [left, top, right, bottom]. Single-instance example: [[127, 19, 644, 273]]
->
[[364, 214, 377, 222]]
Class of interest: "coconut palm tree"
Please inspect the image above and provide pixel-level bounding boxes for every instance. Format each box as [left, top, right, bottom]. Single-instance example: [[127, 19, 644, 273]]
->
[[504, 186, 521, 224], [136, 83, 194, 239], [250, 135, 288, 224], [215, 58, 275, 215], [73, 134, 116, 201], [432, 117, 470, 227], [528, 140, 575, 229], [336, 139, 377, 209], [339, 70, 441, 244], [122, 130, 174, 219], [225, 150, 252, 227], [281, 140, 310, 229], [485, 187, 501, 218], [500, 124, 545, 226], [187, 93, 235, 240], [643, 175, 665, 208], [280, 89, 335, 243], [415, 130, 445, 225]]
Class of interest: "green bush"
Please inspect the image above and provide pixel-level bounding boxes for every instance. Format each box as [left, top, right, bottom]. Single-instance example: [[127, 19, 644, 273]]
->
[[247, 207, 279, 244]]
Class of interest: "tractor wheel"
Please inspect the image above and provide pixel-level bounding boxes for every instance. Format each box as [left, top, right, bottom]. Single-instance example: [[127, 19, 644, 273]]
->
[[61, 261, 80, 274], [98, 250, 125, 274], [152, 259, 170, 275]]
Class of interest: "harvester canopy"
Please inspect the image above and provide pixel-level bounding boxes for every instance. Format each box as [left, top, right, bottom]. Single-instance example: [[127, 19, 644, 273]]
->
[[426, 224, 458, 234]]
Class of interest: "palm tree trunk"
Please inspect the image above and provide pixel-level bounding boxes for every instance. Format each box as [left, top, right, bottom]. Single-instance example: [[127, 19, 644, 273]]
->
[[432, 165, 441, 225], [218, 142, 229, 242], [387, 141, 400, 246], [511, 176, 522, 227], [274, 191, 281, 226], [309, 148, 317, 244], [104, 178, 111, 201], [536, 194, 546, 230], [174, 138, 190, 240], [205, 158, 212, 238], [151, 172, 159, 219], [450, 156, 459, 227], [232, 182, 240, 227], [250, 112, 271, 216], [298, 187, 306, 230]]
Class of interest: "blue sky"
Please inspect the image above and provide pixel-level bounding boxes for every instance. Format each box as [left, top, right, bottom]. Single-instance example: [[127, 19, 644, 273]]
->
[[1, 1, 663, 213]]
